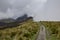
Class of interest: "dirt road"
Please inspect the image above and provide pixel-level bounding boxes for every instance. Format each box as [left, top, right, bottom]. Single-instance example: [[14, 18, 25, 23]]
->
[[36, 25, 46, 40]]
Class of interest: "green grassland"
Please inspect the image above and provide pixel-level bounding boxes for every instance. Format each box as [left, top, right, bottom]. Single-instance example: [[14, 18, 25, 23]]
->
[[0, 20, 40, 40], [0, 20, 60, 40], [40, 21, 60, 40]]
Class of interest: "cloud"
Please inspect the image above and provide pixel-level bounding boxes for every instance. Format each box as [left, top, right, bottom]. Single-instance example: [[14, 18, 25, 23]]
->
[[0, 8, 14, 19], [0, 0, 11, 12], [24, 0, 47, 21], [0, 0, 60, 21], [0, 0, 47, 21], [0, 0, 31, 19]]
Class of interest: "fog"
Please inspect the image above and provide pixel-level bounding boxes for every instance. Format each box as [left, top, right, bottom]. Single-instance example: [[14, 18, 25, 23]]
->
[[0, 0, 60, 21]]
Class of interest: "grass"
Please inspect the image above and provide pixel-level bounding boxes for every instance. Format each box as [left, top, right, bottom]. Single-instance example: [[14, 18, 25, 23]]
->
[[0, 20, 60, 40], [0, 20, 40, 40], [40, 21, 60, 40]]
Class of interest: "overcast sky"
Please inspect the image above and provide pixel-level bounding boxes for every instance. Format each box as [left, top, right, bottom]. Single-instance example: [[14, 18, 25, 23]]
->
[[0, 0, 60, 21]]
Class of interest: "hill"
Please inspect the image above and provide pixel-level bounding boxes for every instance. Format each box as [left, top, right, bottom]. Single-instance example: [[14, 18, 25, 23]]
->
[[0, 19, 40, 40], [0, 18, 15, 23], [0, 19, 60, 40], [0, 14, 33, 29]]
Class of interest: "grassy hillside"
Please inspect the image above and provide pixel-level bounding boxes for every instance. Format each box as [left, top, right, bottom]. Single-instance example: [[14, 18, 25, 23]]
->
[[0, 19, 40, 40], [40, 21, 60, 40], [0, 20, 60, 40]]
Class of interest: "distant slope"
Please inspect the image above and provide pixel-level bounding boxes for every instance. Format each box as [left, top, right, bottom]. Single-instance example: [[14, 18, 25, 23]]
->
[[0, 17, 33, 29], [16, 14, 28, 22], [0, 14, 33, 29], [0, 14, 28, 23], [0, 18, 15, 23]]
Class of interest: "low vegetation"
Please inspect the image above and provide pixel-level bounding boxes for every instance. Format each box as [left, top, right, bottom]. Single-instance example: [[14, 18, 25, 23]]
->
[[0, 19, 40, 40], [0, 19, 60, 40], [40, 21, 60, 40]]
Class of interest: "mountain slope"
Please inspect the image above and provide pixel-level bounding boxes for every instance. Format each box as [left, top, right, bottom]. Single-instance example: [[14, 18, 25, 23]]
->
[[0, 19, 40, 40]]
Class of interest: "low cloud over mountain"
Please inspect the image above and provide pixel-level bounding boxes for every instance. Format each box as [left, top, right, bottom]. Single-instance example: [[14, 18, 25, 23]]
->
[[0, 0, 60, 21]]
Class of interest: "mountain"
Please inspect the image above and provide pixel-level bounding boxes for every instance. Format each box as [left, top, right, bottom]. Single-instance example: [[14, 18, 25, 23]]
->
[[16, 14, 28, 22], [0, 14, 33, 29], [0, 18, 15, 23], [0, 18, 16, 28]]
